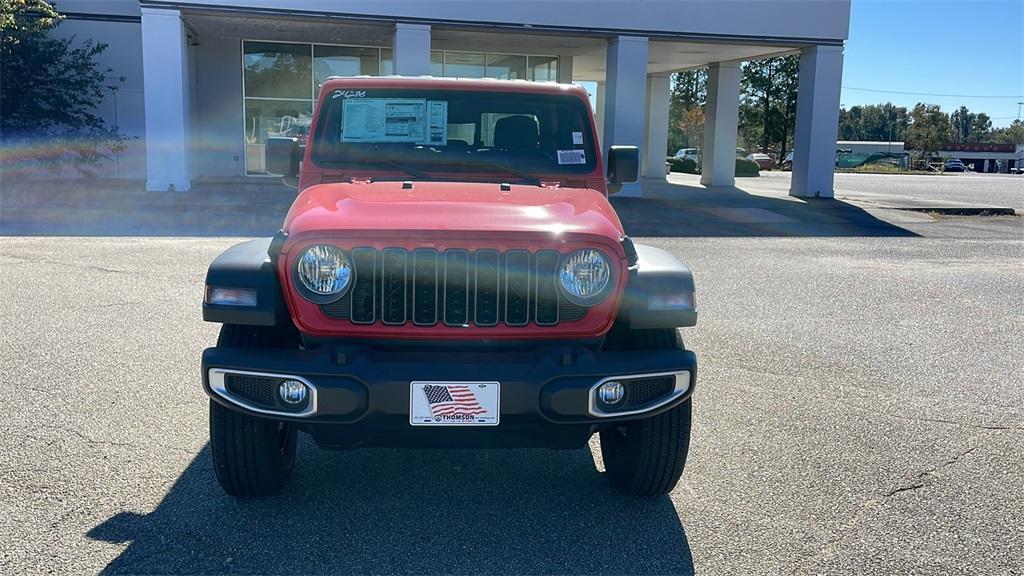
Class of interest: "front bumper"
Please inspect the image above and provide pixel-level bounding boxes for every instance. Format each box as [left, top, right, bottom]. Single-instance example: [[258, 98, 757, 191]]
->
[[202, 342, 697, 449]]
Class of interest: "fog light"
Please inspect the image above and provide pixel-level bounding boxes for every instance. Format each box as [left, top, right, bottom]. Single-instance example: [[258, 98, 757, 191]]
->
[[278, 380, 307, 405], [597, 380, 625, 405]]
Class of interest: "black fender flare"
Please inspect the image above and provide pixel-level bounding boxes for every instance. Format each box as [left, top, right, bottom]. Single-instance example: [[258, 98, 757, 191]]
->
[[202, 238, 288, 326], [618, 244, 698, 329]]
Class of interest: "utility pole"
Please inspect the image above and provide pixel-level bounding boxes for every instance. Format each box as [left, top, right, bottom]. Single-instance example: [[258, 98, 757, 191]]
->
[[1018, 101, 1023, 121]]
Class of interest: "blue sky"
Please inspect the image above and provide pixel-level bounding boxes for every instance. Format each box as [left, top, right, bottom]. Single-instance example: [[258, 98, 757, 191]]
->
[[842, 0, 1024, 127]]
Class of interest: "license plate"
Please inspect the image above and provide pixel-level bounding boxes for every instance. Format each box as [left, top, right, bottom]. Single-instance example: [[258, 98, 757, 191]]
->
[[409, 381, 500, 426]]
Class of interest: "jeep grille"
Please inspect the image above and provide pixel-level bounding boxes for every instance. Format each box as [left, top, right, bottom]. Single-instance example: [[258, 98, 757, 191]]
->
[[320, 248, 587, 327]]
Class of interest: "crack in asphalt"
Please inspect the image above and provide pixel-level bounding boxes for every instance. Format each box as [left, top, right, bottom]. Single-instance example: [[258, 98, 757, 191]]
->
[[24, 425, 197, 455], [789, 445, 978, 575], [882, 413, 1023, 433], [0, 253, 142, 276], [884, 446, 977, 498]]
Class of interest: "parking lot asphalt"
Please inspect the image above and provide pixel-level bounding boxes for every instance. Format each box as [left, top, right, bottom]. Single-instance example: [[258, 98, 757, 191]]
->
[[1, 212, 1022, 574], [749, 171, 1024, 212]]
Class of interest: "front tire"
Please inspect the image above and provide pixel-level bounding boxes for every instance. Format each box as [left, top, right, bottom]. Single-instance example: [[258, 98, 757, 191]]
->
[[599, 327, 693, 497], [209, 324, 298, 498]]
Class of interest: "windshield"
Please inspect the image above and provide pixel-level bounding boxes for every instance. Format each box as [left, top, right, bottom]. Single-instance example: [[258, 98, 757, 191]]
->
[[310, 88, 597, 181]]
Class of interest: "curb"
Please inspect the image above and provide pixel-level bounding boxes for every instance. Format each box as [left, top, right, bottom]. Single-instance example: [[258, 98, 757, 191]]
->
[[892, 207, 1018, 217], [841, 197, 1019, 217]]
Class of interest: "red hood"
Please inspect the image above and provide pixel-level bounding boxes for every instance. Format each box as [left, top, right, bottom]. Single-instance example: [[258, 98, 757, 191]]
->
[[282, 181, 624, 240]]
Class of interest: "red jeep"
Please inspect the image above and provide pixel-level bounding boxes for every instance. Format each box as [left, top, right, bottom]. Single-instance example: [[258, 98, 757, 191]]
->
[[202, 77, 698, 498]]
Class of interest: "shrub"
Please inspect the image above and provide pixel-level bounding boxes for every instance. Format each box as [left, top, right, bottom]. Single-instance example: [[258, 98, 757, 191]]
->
[[666, 156, 699, 174], [736, 157, 761, 177], [0, 0, 128, 174]]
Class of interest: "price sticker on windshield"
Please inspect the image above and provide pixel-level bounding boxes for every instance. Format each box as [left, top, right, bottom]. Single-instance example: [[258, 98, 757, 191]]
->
[[557, 149, 587, 165]]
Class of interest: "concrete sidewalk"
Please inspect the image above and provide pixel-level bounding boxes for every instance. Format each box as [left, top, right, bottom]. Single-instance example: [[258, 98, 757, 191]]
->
[[655, 172, 1021, 215], [1, 178, 296, 236]]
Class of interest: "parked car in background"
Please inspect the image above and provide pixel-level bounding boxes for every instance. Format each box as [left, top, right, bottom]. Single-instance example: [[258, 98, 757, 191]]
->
[[746, 153, 774, 171], [780, 151, 794, 171], [736, 147, 748, 158], [674, 148, 701, 162], [944, 159, 966, 172]]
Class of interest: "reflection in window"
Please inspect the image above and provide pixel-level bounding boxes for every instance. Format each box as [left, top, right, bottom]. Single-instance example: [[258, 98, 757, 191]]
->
[[314, 45, 380, 84], [447, 123, 476, 147], [244, 99, 312, 174], [486, 54, 527, 80], [529, 55, 559, 82], [379, 50, 444, 76], [430, 51, 444, 76], [443, 52, 485, 78], [243, 41, 312, 99]]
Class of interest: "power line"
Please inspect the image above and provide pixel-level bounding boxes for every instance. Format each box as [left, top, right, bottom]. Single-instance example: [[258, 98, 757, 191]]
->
[[842, 86, 1024, 99]]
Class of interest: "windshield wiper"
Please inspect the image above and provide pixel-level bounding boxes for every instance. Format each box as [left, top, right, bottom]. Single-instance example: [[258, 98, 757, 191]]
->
[[461, 159, 541, 185], [322, 159, 427, 180], [404, 157, 541, 185]]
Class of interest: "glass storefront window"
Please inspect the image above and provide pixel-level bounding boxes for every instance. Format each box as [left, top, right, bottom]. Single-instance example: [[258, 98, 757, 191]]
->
[[486, 54, 527, 80], [431, 51, 444, 76], [243, 41, 312, 100], [314, 45, 380, 84], [528, 55, 559, 82], [244, 99, 312, 174], [443, 52, 486, 78], [379, 49, 444, 76]]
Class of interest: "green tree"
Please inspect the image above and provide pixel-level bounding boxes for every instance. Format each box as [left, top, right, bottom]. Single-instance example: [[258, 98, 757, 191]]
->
[[667, 69, 706, 154], [0, 0, 126, 172], [950, 106, 993, 143], [837, 103, 909, 142], [969, 112, 992, 142], [950, 106, 975, 143], [991, 119, 1024, 146], [739, 55, 799, 158], [907, 103, 952, 166]]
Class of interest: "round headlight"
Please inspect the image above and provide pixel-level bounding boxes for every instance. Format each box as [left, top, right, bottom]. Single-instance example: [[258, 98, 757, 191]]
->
[[558, 248, 613, 306], [294, 244, 352, 303]]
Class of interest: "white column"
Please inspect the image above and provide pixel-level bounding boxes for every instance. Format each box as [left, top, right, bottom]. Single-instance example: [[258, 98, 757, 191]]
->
[[643, 74, 670, 179], [602, 36, 649, 197], [595, 81, 606, 144], [700, 62, 741, 187], [393, 23, 431, 76], [790, 45, 844, 198], [556, 55, 574, 84], [141, 8, 190, 191]]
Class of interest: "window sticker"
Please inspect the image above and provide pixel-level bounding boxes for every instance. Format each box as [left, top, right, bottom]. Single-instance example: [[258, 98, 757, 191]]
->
[[426, 100, 448, 146], [557, 149, 586, 165], [341, 98, 448, 145], [342, 98, 428, 143], [572, 131, 584, 145]]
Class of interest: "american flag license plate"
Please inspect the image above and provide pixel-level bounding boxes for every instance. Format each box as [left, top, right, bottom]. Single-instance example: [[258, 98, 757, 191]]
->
[[409, 382, 500, 426]]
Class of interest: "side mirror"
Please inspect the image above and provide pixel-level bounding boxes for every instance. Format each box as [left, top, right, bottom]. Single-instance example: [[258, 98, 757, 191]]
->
[[266, 136, 302, 176], [607, 145, 640, 186]]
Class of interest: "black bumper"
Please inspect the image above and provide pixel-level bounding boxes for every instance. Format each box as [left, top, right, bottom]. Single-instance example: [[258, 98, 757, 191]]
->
[[202, 342, 696, 449]]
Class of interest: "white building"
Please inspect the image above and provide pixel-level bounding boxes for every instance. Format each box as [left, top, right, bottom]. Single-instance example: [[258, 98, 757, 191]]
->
[[930, 143, 1024, 173], [52, 0, 851, 197]]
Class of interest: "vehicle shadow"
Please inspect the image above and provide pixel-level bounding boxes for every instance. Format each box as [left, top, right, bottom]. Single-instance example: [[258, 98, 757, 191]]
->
[[612, 177, 919, 238], [87, 438, 694, 575]]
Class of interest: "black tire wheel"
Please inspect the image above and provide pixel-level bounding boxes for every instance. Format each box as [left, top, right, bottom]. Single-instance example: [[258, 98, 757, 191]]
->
[[209, 324, 298, 498], [599, 327, 693, 498]]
